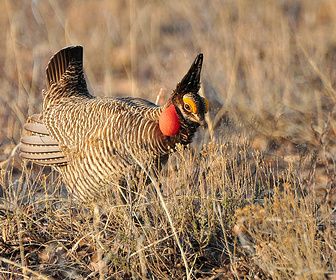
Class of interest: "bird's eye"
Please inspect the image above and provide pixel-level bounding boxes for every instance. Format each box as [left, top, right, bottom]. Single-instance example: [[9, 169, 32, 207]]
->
[[184, 103, 191, 112], [182, 96, 197, 113]]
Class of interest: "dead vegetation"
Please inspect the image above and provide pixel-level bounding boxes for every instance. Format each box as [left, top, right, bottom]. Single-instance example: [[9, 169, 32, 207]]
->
[[0, 0, 335, 279]]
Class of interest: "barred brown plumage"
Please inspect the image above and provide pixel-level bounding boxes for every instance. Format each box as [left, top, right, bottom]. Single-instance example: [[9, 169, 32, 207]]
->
[[19, 46, 208, 202]]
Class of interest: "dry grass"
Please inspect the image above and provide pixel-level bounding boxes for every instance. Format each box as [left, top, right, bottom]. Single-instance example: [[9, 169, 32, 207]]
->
[[0, 0, 335, 279]]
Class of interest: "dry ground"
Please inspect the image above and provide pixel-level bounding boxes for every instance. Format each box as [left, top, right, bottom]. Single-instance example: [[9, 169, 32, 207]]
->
[[0, 0, 335, 279]]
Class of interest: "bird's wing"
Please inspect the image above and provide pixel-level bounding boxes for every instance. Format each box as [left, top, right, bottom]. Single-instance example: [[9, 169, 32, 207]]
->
[[113, 97, 163, 121], [19, 114, 68, 166], [115, 97, 158, 108], [42, 96, 168, 168]]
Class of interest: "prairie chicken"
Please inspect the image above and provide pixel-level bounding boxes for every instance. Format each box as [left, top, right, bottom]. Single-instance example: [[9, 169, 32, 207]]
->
[[20, 46, 208, 202]]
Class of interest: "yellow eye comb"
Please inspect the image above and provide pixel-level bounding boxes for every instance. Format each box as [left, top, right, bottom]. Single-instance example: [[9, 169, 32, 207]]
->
[[183, 96, 198, 113]]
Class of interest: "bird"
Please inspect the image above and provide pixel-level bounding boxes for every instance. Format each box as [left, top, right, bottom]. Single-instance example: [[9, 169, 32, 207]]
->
[[19, 46, 208, 202]]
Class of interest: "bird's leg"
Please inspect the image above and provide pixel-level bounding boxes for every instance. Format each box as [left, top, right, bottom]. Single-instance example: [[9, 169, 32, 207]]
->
[[117, 177, 129, 205], [117, 176, 145, 226]]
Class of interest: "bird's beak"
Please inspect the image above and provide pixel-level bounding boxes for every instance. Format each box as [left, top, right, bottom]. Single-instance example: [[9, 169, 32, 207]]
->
[[197, 116, 207, 128], [200, 119, 208, 128]]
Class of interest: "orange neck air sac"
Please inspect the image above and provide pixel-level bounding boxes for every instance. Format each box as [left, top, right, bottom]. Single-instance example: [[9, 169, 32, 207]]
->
[[159, 104, 181, 136]]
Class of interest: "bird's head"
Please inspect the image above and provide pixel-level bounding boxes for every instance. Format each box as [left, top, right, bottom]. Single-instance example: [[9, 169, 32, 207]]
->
[[159, 53, 208, 136], [172, 92, 208, 127]]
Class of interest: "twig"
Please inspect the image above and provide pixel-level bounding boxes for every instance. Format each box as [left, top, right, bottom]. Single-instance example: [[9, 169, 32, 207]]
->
[[0, 257, 51, 280], [127, 152, 192, 279]]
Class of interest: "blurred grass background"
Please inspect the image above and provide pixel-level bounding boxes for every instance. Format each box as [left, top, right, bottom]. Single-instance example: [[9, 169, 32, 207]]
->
[[0, 0, 335, 279], [1, 0, 335, 146]]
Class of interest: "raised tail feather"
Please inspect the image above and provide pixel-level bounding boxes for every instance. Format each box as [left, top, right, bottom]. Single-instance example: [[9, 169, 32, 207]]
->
[[20, 114, 67, 166], [46, 45, 84, 89], [44, 45, 91, 106], [175, 53, 203, 95]]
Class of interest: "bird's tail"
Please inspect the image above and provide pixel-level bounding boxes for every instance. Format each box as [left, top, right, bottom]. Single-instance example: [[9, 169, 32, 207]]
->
[[19, 114, 67, 166]]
